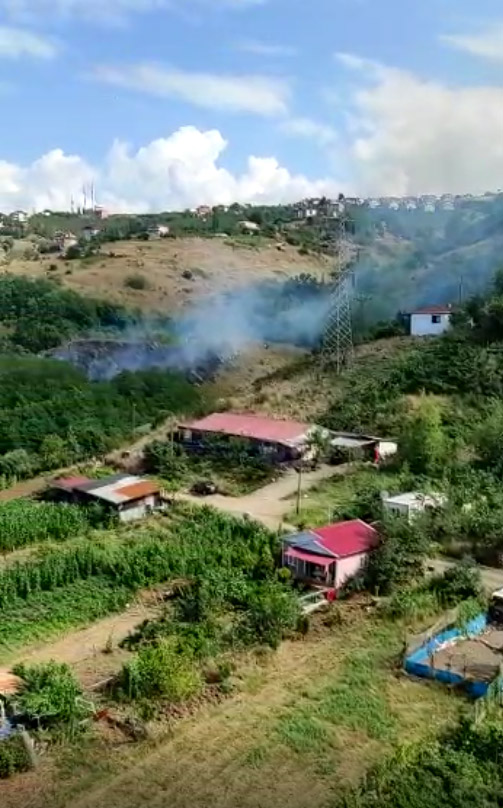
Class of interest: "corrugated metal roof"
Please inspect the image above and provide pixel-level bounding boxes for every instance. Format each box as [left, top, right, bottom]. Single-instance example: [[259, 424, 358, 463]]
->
[[77, 474, 131, 493], [178, 412, 312, 447], [77, 476, 159, 505], [314, 520, 379, 558], [331, 436, 373, 449], [119, 481, 160, 500], [53, 475, 91, 490], [286, 520, 378, 560], [284, 530, 336, 557]]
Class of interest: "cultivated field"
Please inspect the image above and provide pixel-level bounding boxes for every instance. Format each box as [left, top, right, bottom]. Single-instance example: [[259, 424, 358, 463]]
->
[[6, 237, 329, 313]]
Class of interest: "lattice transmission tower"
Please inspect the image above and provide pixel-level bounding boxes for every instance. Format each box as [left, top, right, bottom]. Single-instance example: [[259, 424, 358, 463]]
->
[[319, 198, 355, 373]]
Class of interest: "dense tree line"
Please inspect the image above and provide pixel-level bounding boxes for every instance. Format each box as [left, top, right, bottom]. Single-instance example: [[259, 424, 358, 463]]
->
[[0, 275, 130, 353], [0, 356, 203, 478]]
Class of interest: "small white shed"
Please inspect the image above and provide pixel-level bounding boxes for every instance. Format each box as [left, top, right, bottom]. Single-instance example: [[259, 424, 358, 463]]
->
[[382, 491, 447, 523], [409, 305, 452, 336]]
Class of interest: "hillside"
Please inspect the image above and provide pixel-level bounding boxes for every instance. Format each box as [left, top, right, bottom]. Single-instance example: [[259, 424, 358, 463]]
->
[[353, 196, 503, 321], [4, 236, 330, 313]]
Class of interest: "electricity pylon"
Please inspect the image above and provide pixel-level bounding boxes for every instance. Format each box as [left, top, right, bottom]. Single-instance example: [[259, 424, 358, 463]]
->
[[319, 200, 355, 373]]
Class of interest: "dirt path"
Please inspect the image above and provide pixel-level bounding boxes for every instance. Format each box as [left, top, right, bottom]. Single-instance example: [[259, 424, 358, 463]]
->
[[4, 594, 161, 688], [428, 557, 503, 593], [0, 475, 53, 502], [176, 464, 349, 530]]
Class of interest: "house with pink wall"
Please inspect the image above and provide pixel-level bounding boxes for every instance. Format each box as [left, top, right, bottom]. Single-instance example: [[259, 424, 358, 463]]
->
[[282, 520, 379, 593]]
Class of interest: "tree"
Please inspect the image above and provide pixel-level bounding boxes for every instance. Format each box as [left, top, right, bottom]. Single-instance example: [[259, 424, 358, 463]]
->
[[39, 434, 72, 470], [365, 514, 431, 595], [475, 400, 503, 475], [399, 397, 447, 476]]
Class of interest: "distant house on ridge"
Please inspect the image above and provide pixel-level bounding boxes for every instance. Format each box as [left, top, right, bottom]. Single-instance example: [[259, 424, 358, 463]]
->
[[409, 305, 452, 336]]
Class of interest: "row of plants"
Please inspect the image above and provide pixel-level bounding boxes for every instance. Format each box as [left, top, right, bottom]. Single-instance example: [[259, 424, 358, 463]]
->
[[0, 500, 110, 553], [0, 507, 283, 651]]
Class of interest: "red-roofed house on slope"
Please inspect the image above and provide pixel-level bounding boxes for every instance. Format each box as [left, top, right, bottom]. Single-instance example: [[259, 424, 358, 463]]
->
[[409, 304, 452, 337], [282, 520, 379, 592], [177, 412, 328, 464]]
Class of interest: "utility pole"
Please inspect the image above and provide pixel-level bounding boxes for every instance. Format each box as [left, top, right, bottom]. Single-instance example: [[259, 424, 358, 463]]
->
[[295, 462, 303, 515]]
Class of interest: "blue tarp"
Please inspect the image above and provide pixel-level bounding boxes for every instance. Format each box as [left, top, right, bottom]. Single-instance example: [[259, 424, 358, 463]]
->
[[405, 613, 490, 698]]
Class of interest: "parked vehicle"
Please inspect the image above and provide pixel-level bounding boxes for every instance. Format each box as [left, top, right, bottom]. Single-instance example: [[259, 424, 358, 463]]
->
[[190, 480, 217, 497]]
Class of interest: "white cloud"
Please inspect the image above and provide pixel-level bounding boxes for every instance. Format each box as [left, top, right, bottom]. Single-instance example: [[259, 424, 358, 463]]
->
[[0, 125, 338, 213], [441, 23, 503, 63], [92, 63, 290, 116], [236, 39, 296, 57], [0, 25, 57, 59], [335, 52, 503, 196], [280, 116, 338, 146]]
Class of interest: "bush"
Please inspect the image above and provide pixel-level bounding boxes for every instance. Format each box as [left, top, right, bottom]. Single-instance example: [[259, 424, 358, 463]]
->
[[11, 661, 90, 735], [124, 274, 148, 290], [365, 514, 431, 596], [429, 559, 483, 607], [239, 581, 301, 649], [118, 640, 203, 703], [0, 734, 31, 779]]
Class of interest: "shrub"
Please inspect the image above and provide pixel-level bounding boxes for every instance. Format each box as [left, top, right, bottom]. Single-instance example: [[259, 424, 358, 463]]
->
[[429, 559, 483, 607], [124, 273, 148, 290], [11, 661, 90, 735], [239, 581, 301, 649], [0, 734, 31, 779], [118, 640, 203, 703]]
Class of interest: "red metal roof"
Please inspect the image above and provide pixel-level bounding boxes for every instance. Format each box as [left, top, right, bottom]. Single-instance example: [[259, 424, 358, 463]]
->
[[313, 520, 379, 559], [179, 412, 311, 446], [53, 476, 91, 491], [411, 305, 452, 315], [284, 547, 335, 567]]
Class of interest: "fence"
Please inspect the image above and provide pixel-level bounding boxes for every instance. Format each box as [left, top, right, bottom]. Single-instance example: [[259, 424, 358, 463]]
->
[[404, 612, 490, 698]]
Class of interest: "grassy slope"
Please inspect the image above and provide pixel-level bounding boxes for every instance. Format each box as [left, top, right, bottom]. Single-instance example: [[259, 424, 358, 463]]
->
[[1, 607, 464, 808], [5, 237, 329, 314]]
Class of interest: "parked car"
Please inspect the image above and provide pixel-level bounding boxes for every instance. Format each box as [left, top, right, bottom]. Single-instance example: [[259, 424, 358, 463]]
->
[[190, 480, 217, 497]]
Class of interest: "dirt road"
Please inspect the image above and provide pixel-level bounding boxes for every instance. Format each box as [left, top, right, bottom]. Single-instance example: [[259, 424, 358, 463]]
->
[[176, 464, 348, 530], [4, 595, 161, 688], [428, 557, 503, 593]]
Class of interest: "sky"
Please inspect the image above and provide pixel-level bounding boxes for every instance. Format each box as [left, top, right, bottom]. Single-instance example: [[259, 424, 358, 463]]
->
[[0, 0, 502, 212]]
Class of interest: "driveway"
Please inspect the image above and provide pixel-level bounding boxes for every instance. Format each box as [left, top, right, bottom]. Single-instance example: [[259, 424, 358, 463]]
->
[[176, 464, 350, 531]]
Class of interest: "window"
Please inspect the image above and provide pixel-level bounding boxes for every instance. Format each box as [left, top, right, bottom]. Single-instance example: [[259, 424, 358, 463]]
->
[[431, 315, 441, 324]]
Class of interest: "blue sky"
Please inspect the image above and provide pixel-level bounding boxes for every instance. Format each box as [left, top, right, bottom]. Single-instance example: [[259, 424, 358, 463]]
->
[[0, 0, 502, 211]]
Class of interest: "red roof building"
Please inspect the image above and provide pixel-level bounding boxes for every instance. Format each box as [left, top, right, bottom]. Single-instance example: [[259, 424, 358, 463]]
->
[[177, 412, 320, 462], [283, 520, 379, 592]]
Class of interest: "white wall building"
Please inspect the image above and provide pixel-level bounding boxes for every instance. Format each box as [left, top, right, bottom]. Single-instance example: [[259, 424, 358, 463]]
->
[[410, 305, 452, 336], [382, 492, 447, 523]]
